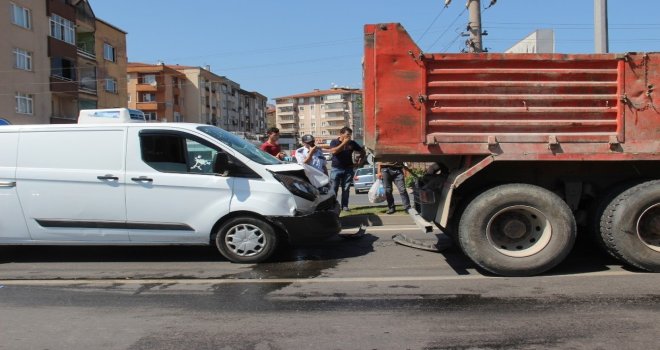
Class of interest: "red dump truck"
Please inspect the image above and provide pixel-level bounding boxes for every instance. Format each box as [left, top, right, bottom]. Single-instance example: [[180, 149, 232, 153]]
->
[[363, 23, 659, 276]]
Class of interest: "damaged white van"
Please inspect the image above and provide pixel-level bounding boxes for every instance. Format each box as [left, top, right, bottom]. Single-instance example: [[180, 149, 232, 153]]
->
[[0, 110, 340, 263]]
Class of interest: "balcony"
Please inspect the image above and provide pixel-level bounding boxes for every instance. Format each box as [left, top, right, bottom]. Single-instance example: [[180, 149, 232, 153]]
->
[[136, 101, 158, 110], [324, 112, 346, 121], [77, 48, 96, 60], [324, 103, 346, 112], [280, 127, 297, 133], [136, 84, 158, 92], [278, 116, 296, 122]]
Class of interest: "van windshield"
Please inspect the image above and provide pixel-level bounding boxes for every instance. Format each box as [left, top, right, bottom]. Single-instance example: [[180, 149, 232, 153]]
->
[[197, 125, 281, 165]]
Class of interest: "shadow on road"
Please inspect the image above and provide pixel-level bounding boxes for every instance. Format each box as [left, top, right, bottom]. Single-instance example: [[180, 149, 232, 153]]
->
[[0, 234, 379, 267]]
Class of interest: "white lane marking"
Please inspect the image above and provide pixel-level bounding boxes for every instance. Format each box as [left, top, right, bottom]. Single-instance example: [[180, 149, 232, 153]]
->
[[0, 270, 644, 286]]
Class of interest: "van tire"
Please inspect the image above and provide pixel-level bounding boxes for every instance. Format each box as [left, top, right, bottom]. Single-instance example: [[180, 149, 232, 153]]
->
[[600, 180, 660, 272], [215, 217, 278, 263], [458, 184, 576, 276]]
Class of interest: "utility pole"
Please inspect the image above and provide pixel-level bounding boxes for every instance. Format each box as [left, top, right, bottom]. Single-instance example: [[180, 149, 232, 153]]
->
[[594, 0, 609, 53], [467, 0, 483, 52]]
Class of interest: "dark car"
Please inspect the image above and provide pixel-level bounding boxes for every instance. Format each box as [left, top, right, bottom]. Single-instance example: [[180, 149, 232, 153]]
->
[[353, 167, 376, 194]]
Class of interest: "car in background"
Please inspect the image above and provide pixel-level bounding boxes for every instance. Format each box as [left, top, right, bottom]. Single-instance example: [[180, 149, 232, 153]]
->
[[353, 166, 376, 194]]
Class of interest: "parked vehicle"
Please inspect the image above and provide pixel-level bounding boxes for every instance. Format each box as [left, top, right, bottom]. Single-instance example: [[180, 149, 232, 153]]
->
[[353, 166, 376, 194], [363, 23, 659, 276], [0, 109, 340, 263]]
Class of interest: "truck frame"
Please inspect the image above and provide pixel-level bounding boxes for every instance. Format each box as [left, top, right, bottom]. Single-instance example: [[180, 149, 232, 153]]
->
[[363, 23, 659, 276]]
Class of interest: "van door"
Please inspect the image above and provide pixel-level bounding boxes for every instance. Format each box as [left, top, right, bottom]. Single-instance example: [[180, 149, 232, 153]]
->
[[16, 128, 128, 242], [125, 128, 233, 243], [0, 131, 30, 242]]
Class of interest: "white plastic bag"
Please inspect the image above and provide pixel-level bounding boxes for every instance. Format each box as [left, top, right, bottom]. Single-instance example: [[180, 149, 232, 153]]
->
[[368, 179, 386, 203]]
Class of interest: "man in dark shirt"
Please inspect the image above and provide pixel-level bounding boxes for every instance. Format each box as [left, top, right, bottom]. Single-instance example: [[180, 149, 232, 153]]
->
[[328, 127, 365, 211], [260, 127, 285, 160]]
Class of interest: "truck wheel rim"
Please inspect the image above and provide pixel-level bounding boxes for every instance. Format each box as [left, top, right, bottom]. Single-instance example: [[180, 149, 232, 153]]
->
[[225, 224, 265, 257], [486, 205, 552, 258], [637, 203, 660, 252]]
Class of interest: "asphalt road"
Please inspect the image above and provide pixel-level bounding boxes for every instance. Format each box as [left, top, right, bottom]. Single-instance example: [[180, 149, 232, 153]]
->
[[1, 225, 658, 350]]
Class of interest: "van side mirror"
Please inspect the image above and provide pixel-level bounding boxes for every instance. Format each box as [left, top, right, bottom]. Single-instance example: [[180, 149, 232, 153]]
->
[[213, 152, 230, 176]]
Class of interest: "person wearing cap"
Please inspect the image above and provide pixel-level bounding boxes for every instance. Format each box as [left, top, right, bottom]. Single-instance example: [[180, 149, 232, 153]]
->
[[295, 134, 327, 175]]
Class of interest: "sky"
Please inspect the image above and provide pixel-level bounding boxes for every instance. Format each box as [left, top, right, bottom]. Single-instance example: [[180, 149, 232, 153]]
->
[[89, 0, 660, 103]]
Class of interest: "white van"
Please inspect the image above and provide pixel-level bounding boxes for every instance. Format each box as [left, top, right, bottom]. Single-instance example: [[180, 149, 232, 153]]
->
[[0, 122, 340, 263]]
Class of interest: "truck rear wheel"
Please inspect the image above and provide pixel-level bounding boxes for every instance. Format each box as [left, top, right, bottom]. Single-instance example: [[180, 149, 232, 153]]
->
[[458, 184, 576, 276], [600, 180, 660, 272], [215, 216, 278, 263]]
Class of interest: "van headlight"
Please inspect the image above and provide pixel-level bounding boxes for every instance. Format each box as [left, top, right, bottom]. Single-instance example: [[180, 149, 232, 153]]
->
[[273, 174, 318, 201]]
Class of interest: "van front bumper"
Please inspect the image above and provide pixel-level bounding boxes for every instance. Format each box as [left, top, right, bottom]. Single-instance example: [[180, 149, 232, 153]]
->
[[267, 199, 341, 244]]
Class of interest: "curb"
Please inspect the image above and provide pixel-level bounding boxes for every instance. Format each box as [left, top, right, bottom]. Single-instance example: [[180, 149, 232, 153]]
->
[[340, 214, 414, 228]]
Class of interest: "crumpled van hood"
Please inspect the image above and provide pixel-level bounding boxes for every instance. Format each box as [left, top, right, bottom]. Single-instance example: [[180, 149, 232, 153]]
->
[[264, 163, 329, 188]]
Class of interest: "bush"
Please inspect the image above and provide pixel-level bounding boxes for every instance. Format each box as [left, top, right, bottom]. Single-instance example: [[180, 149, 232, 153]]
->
[[405, 168, 425, 188]]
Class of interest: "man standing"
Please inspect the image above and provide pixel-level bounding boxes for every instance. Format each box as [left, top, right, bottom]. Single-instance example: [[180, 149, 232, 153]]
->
[[296, 134, 327, 174], [328, 127, 365, 211], [377, 161, 412, 214], [260, 127, 285, 160]]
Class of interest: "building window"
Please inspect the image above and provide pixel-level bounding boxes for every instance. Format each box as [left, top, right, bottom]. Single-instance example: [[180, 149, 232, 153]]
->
[[105, 78, 117, 93], [140, 74, 156, 85], [50, 57, 76, 80], [141, 93, 156, 102], [13, 48, 32, 71], [299, 106, 304, 111], [103, 43, 116, 62], [310, 104, 314, 110], [127, 93, 131, 102], [50, 14, 75, 45], [143, 112, 158, 122], [15, 93, 33, 115], [298, 98, 305, 103], [300, 123, 304, 128], [311, 122, 315, 128], [10, 3, 31, 29]]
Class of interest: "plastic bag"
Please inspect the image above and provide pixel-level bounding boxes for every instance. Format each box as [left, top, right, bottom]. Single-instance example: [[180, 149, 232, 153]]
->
[[368, 179, 386, 204]]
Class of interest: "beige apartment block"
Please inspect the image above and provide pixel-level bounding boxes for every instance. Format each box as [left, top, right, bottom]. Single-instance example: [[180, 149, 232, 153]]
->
[[94, 18, 127, 109], [1, 0, 51, 124], [0, 0, 127, 125], [127, 63, 186, 122], [175, 65, 267, 136], [274, 88, 363, 146], [175, 65, 226, 125]]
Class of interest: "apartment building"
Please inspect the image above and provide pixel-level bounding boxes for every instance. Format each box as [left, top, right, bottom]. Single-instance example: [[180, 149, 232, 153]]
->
[[127, 62, 186, 122], [1, 0, 51, 124], [274, 88, 363, 146], [94, 18, 128, 109], [127, 63, 268, 136], [0, 0, 127, 125]]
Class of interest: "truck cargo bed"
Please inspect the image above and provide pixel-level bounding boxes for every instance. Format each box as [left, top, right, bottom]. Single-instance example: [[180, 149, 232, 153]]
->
[[363, 23, 659, 161]]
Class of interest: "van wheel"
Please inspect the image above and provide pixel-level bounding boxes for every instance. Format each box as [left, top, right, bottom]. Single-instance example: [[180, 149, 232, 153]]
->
[[600, 180, 660, 272], [458, 184, 576, 277], [215, 217, 278, 263]]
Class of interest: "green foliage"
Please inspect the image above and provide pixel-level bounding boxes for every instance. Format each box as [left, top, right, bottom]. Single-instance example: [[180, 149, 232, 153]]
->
[[405, 168, 425, 188]]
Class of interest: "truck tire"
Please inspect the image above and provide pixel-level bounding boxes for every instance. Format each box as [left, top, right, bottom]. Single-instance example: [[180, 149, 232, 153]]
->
[[458, 184, 576, 276], [600, 180, 660, 272], [589, 181, 641, 260], [215, 216, 278, 263]]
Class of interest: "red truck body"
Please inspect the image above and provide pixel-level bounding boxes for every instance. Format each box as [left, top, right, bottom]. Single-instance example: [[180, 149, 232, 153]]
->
[[363, 23, 659, 276], [363, 23, 659, 161]]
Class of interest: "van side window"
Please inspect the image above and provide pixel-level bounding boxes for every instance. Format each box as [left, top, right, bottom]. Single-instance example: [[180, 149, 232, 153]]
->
[[140, 133, 218, 174]]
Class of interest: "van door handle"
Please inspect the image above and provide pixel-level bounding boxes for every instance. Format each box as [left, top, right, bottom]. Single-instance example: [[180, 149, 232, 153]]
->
[[0, 181, 16, 188], [97, 175, 119, 181], [131, 176, 153, 182]]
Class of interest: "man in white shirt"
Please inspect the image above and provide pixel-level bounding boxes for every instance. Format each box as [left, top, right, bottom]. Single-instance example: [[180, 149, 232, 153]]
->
[[296, 134, 327, 175]]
